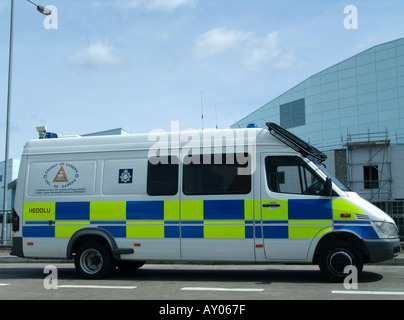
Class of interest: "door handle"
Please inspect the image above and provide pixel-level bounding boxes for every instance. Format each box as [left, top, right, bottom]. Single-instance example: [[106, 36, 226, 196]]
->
[[262, 202, 281, 208]]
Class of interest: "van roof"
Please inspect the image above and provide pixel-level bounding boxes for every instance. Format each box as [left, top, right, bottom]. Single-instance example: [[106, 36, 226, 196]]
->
[[22, 127, 289, 156]]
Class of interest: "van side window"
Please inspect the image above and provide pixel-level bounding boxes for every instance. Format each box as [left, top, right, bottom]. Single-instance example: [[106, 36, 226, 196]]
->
[[147, 156, 179, 196], [265, 156, 324, 195], [183, 153, 251, 195]]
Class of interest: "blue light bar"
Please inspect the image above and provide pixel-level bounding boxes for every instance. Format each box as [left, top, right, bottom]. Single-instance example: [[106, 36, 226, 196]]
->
[[45, 132, 58, 139]]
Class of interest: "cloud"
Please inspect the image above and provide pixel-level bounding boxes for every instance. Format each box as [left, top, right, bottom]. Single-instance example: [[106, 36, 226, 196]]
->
[[194, 28, 295, 70], [68, 41, 120, 68], [194, 28, 252, 59], [145, 0, 197, 12], [92, 0, 197, 12], [243, 32, 295, 70]]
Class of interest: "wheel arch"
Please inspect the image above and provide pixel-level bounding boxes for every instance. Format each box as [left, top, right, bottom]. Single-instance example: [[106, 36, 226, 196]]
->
[[67, 228, 118, 260], [312, 231, 370, 264]]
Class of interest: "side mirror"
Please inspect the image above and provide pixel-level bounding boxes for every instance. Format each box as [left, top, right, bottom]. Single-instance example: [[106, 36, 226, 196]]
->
[[323, 178, 333, 197]]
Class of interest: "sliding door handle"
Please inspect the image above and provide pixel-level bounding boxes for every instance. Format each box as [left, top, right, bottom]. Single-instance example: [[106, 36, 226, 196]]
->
[[262, 202, 281, 208]]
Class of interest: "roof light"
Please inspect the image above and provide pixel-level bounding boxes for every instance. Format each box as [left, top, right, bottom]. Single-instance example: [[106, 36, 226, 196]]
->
[[36, 125, 58, 139], [247, 123, 258, 128]]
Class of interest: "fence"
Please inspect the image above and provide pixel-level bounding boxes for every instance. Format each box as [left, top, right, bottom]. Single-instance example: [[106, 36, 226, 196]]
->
[[0, 210, 12, 245]]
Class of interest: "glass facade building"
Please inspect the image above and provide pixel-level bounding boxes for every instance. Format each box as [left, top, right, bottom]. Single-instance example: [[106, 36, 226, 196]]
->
[[232, 37, 404, 151]]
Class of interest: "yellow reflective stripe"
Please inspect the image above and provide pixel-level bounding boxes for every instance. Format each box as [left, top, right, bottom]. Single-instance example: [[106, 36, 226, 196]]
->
[[244, 199, 261, 220], [332, 199, 363, 220], [164, 200, 180, 221], [244, 199, 253, 220], [23, 202, 56, 221], [126, 225, 164, 238], [289, 220, 333, 225], [204, 221, 245, 239], [55, 226, 86, 238], [261, 199, 288, 220], [55, 221, 90, 225], [288, 220, 332, 239], [90, 201, 126, 221], [181, 200, 203, 220], [316, 227, 333, 238], [126, 221, 164, 225]]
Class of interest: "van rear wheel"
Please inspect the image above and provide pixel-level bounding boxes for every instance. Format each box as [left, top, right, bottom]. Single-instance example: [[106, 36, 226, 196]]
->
[[318, 240, 363, 282], [74, 242, 115, 279]]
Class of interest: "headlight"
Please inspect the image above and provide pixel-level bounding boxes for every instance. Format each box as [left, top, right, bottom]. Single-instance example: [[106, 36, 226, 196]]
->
[[373, 221, 399, 238]]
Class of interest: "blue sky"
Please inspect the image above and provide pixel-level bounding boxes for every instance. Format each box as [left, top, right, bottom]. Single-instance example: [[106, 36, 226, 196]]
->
[[1, 0, 404, 159]]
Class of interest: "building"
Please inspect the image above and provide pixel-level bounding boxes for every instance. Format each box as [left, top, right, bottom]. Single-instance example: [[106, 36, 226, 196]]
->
[[0, 158, 20, 211], [232, 38, 404, 236], [233, 37, 404, 149]]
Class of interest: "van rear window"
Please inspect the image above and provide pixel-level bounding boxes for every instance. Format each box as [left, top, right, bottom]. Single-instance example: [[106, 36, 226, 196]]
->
[[183, 153, 251, 195], [147, 156, 179, 196]]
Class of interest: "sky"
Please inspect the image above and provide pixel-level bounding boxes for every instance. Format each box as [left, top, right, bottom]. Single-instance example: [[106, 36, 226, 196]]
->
[[0, 0, 404, 160]]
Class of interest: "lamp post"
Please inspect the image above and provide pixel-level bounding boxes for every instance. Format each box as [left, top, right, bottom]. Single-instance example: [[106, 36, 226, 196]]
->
[[1, 0, 51, 244]]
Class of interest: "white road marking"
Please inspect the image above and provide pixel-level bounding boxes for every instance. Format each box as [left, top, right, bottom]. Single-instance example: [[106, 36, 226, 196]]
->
[[57, 285, 137, 290], [181, 287, 264, 292], [0, 284, 10, 287], [332, 290, 404, 296]]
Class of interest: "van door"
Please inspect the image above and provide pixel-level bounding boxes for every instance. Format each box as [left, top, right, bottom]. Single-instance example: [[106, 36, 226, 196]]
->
[[260, 154, 333, 261], [180, 153, 256, 261]]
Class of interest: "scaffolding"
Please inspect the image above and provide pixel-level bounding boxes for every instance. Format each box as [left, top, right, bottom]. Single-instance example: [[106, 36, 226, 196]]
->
[[345, 129, 392, 201]]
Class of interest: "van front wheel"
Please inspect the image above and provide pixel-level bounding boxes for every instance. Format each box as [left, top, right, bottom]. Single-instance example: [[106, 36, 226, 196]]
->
[[318, 240, 363, 282], [75, 242, 115, 279]]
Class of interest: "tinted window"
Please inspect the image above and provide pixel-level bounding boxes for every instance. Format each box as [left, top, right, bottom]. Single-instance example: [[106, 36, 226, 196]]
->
[[363, 165, 379, 189], [280, 98, 305, 129], [265, 156, 325, 195], [183, 154, 251, 195], [147, 156, 179, 196]]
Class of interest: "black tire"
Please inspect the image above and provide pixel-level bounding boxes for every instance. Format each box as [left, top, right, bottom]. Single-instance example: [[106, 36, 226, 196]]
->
[[116, 261, 145, 272], [74, 242, 116, 279], [318, 240, 363, 282]]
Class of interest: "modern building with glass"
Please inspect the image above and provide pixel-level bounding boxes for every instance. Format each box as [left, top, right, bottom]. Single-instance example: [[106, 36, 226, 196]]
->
[[232, 38, 404, 233], [232, 38, 404, 235], [233, 37, 404, 149]]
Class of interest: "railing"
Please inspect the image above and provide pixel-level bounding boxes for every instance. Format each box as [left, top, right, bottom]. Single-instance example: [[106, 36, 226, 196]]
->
[[0, 210, 12, 245]]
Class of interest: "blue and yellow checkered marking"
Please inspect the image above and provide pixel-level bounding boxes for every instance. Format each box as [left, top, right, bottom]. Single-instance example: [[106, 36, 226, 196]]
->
[[23, 200, 256, 239], [22, 199, 379, 240]]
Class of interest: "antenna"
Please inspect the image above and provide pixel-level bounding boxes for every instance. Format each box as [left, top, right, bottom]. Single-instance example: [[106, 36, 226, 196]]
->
[[215, 105, 218, 129], [200, 91, 204, 130]]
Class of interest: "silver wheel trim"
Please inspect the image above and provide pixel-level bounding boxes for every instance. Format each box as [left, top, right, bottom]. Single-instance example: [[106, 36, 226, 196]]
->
[[80, 248, 103, 275], [329, 250, 353, 275]]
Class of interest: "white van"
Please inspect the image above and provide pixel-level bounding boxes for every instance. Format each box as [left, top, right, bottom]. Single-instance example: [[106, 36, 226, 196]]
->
[[10, 123, 400, 281]]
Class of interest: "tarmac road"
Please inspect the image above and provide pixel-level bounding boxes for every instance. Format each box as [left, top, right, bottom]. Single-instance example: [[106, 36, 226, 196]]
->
[[0, 258, 404, 301]]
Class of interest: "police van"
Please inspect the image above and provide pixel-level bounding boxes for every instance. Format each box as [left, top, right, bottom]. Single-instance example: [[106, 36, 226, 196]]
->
[[10, 123, 400, 281]]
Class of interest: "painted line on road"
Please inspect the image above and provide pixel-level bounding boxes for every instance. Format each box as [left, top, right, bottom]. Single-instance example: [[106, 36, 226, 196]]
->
[[57, 285, 137, 290], [332, 290, 404, 296], [181, 287, 264, 292], [0, 284, 10, 287]]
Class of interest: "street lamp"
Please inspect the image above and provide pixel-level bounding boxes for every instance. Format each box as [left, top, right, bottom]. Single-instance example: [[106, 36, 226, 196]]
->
[[1, 0, 51, 244], [27, 0, 52, 15]]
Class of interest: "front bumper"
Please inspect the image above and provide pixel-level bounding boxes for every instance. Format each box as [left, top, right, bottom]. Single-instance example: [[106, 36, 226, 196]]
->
[[363, 238, 401, 263]]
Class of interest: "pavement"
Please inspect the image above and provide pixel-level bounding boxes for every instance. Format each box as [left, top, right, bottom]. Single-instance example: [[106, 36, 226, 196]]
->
[[1, 246, 403, 266]]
